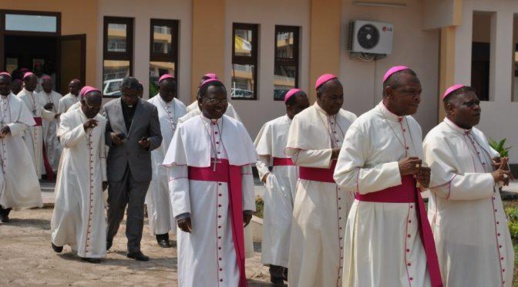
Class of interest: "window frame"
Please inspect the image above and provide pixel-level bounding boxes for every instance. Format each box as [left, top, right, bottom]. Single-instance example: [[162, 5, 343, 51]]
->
[[231, 23, 259, 100], [149, 19, 179, 79], [273, 25, 300, 101], [103, 16, 134, 93]]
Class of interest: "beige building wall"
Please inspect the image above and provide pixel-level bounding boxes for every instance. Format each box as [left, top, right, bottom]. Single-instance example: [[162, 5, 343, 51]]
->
[[0, 0, 99, 85], [456, 0, 518, 162], [96, 0, 192, 103], [340, 0, 440, 134], [225, 0, 311, 137]]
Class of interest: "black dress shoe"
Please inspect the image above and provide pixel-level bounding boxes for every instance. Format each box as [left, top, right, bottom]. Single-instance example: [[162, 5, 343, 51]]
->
[[157, 239, 171, 248], [106, 240, 112, 251], [51, 242, 63, 253], [81, 257, 101, 264], [127, 251, 149, 261]]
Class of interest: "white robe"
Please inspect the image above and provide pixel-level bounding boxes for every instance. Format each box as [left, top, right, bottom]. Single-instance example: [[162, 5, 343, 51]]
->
[[37, 90, 62, 171], [285, 103, 357, 287], [334, 102, 430, 287], [17, 88, 55, 179], [181, 102, 241, 124], [146, 96, 186, 235], [163, 115, 256, 287], [58, 93, 80, 114], [0, 93, 42, 209], [423, 118, 513, 287], [254, 115, 297, 268], [51, 109, 107, 258]]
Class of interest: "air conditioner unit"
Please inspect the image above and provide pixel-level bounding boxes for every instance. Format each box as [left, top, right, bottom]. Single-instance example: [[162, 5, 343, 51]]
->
[[347, 20, 394, 55]]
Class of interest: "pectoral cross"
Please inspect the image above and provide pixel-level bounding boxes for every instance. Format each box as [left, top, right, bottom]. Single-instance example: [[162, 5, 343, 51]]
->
[[212, 158, 221, 172]]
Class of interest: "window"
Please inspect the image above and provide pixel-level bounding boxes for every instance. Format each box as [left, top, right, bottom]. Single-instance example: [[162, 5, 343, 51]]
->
[[5, 13, 59, 33], [149, 19, 179, 97], [513, 15, 518, 102], [274, 26, 300, 101], [103, 17, 134, 97], [231, 23, 258, 100], [471, 12, 494, 101]]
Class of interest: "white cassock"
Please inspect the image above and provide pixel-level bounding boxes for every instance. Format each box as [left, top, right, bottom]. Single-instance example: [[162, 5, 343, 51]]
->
[[17, 88, 55, 179], [254, 115, 297, 268], [0, 93, 42, 209], [334, 102, 437, 287], [51, 109, 107, 258], [37, 90, 62, 171], [179, 101, 254, 258], [423, 118, 513, 287], [146, 96, 186, 236], [285, 103, 356, 287], [163, 115, 256, 287], [181, 101, 241, 123], [58, 93, 80, 114]]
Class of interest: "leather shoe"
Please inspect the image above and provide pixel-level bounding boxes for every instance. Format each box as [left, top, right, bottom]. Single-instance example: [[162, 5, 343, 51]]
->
[[106, 240, 112, 251], [51, 242, 63, 253], [157, 238, 171, 248], [81, 257, 101, 264], [127, 251, 149, 261]]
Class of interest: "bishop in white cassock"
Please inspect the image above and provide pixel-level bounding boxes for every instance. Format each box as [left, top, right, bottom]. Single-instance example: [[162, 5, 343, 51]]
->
[[334, 66, 442, 287], [0, 72, 42, 223], [51, 87, 107, 263], [146, 74, 187, 248], [17, 72, 56, 179], [286, 74, 357, 287], [254, 88, 309, 284], [58, 79, 81, 114], [163, 79, 256, 287], [423, 84, 513, 287], [37, 76, 62, 172]]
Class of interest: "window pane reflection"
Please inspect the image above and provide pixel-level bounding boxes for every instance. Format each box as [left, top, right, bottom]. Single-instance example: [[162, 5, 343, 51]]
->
[[234, 29, 253, 57], [103, 60, 130, 96], [153, 25, 172, 54], [276, 31, 295, 59], [5, 14, 57, 32], [149, 61, 176, 97], [107, 23, 127, 52], [231, 64, 255, 99], [274, 65, 296, 101]]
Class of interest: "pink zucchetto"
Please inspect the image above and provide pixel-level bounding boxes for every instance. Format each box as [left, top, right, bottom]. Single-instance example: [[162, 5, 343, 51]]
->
[[41, 75, 52, 81], [284, 88, 302, 103], [23, 72, 35, 80], [383, 66, 410, 83], [158, 74, 174, 83], [199, 78, 221, 88], [0, 72, 11, 77], [204, 73, 218, 80], [79, 86, 101, 98], [442, 84, 465, 100], [315, 74, 338, 90]]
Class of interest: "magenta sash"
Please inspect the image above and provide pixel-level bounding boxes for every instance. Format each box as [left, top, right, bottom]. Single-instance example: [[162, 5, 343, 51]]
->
[[33, 117, 42, 126], [355, 175, 443, 287], [299, 161, 336, 183], [188, 159, 247, 287], [273, 157, 294, 166]]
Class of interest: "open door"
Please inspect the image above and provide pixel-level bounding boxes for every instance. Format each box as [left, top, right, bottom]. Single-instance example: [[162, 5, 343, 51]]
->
[[59, 34, 86, 94]]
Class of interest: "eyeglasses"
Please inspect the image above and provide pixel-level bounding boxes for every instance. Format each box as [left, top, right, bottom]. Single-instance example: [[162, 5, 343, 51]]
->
[[204, 98, 228, 104]]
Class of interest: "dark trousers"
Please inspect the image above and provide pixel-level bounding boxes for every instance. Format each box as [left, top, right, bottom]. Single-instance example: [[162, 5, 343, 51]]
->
[[106, 166, 150, 253]]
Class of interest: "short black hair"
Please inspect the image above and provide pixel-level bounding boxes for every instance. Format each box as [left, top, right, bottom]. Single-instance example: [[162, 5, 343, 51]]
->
[[382, 69, 418, 97], [286, 90, 307, 106], [316, 79, 340, 95], [443, 86, 477, 105], [121, 77, 140, 91], [160, 78, 177, 91], [199, 80, 226, 99]]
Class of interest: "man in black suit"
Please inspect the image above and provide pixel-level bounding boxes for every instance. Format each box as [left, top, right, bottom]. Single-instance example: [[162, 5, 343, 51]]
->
[[104, 77, 162, 261]]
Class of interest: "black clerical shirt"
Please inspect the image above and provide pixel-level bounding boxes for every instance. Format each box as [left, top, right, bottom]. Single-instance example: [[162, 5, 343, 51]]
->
[[121, 99, 138, 131]]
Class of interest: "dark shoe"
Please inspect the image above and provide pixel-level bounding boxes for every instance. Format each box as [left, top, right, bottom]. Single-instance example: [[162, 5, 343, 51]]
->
[[283, 268, 288, 281], [106, 240, 112, 251], [81, 257, 101, 264], [0, 207, 11, 223], [156, 234, 171, 248], [271, 276, 286, 286], [127, 251, 149, 261], [51, 242, 63, 253]]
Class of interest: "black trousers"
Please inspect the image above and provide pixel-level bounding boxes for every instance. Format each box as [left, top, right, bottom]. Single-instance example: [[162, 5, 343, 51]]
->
[[106, 166, 150, 253]]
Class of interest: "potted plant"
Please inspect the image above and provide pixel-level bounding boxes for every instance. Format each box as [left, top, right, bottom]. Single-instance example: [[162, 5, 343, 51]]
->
[[488, 138, 511, 158]]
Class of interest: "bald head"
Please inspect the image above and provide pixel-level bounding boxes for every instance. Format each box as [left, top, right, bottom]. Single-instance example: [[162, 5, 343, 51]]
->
[[0, 74, 12, 96]]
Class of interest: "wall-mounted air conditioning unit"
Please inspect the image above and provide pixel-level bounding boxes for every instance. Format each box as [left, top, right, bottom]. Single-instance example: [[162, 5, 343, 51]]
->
[[347, 20, 394, 56]]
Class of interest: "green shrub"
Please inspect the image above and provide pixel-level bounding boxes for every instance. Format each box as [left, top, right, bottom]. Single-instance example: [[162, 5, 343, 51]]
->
[[254, 196, 264, 219]]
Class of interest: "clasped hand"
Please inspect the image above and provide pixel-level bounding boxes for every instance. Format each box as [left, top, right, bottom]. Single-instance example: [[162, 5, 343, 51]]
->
[[398, 156, 431, 189]]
